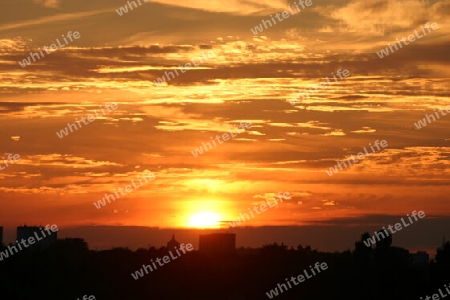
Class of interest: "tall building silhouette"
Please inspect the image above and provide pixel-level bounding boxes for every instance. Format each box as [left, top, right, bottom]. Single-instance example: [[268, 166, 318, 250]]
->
[[0, 226, 3, 247], [16, 226, 57, 249], [199, 233, 235, 254], [411, 251, 429, 266]]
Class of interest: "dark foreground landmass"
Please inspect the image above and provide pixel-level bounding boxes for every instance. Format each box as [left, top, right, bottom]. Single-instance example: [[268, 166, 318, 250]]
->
[[1, 234, 450, 300]]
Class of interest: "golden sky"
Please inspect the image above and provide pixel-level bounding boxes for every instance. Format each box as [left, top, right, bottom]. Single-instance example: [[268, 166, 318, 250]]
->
[[0, 0, 449, 247]]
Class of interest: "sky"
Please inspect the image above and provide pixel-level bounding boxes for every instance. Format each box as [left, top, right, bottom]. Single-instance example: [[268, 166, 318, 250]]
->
[[0, 0, 449, 252]]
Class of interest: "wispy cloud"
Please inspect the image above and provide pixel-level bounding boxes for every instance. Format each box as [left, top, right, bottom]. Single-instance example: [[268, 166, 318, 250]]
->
[[0, 8, 111, 31], [32, 0, 60, 8]]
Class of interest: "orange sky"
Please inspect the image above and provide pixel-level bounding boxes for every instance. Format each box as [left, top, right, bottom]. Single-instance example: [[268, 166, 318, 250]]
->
[[0, 0, 449, 248]]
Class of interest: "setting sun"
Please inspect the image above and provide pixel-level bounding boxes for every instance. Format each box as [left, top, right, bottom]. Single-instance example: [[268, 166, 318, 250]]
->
[[188, 212, 222, 228]]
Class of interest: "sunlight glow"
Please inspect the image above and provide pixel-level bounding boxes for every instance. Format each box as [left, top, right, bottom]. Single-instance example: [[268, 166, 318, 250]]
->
[[188, 212, 222, 229]]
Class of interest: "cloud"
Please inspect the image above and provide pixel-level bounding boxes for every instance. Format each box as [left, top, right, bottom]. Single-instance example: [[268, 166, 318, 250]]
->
[[0, 8, 111, 32], [32, 0, 60, 8], [319, 0, 446, 33], [0, 38, 30, 52], [151, 0, 289, 15]]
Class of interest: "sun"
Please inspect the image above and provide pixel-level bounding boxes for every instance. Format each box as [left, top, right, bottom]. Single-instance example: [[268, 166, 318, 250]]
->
[[188, 212, 222, 229]]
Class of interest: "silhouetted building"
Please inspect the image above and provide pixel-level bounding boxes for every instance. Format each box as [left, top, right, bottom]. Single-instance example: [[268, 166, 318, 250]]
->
[[0, 226, 3, 247], [167, 234, 180, 250], [16, 226, 57, 249], [199, 233, 235, 254], [411, 251, 429, 266]]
